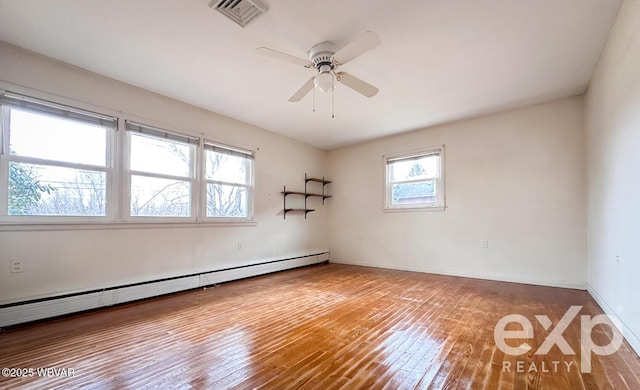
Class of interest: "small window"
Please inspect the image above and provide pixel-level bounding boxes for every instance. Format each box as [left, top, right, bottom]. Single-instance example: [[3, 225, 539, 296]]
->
[[125, 121, 198, 219], [384, 146, 445, 211], [204, 141, 254, 219], [1, 92, 116, 218]]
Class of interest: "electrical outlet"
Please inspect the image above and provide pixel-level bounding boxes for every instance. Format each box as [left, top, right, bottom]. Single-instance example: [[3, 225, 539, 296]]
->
[[237, 242, 244, 250], [481, 240, 489, 249], [10, 260, 24, 273]]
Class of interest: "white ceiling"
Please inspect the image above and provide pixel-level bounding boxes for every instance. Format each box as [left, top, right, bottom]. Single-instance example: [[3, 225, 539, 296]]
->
[[0, 0, 622, 149]]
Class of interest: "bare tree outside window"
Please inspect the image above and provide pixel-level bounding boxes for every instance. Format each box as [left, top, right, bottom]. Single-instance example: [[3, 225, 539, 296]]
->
[[205, 150, 249, 218], [9, 163, 107, 216], [408, 162, 426, 177], [128, 132, 193, 218]]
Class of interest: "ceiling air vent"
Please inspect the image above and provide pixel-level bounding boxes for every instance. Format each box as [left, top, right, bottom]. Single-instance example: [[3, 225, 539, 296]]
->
[[209, 0, 268, 27]]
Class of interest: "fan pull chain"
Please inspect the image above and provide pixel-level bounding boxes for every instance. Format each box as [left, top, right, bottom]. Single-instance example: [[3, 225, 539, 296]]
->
[[312, 85, 316, 112], [331, 74, 335, 119]]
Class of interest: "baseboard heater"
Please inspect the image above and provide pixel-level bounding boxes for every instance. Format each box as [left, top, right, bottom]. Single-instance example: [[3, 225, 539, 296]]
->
[[0, 252, 330, 328]]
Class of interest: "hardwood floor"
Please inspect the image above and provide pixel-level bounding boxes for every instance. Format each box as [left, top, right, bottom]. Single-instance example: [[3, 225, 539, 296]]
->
[[1, 263, 639, 389]]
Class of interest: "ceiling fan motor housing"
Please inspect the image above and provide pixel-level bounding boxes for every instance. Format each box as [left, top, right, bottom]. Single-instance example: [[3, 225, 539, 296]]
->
[[308, 42, 337, 71]]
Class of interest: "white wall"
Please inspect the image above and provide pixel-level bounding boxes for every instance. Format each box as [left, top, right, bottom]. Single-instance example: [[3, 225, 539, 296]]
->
[[585, 0, 640, 355], [328, 97, 586, 289], [0, 42, 328, 303]]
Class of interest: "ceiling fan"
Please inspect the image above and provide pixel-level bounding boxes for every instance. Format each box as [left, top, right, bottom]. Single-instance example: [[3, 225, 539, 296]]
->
[[256, 31, 381, 103]]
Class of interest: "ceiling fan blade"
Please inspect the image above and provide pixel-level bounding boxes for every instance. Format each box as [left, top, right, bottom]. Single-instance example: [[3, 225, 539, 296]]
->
[[256, 47, 313, 68], [289, 76, 315, 102], [336, 72, 379, 98], [332, 31, 381, 65]]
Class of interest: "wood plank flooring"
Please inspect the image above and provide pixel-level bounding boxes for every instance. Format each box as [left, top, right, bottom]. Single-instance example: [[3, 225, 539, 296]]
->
[[0, 263, 639, 389]]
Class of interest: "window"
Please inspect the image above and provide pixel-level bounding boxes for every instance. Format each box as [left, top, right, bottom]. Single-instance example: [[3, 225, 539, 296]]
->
[[1, 92, 116, 219], [204, 141, 254, 219], [126, 121, 198, 219], [0, 89, 256, 226], [384, 146, 445, 210]]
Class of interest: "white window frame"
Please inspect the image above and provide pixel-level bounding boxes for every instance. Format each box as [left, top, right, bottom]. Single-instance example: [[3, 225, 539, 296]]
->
[[124, 120, 198, 223], [0, 91, 116, 223], [202, 140, 255, 222], [383, 145, 446, 212]]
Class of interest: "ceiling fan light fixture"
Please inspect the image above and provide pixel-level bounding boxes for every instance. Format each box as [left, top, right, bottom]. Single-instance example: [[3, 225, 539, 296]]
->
[[314, 69, 335, 93]]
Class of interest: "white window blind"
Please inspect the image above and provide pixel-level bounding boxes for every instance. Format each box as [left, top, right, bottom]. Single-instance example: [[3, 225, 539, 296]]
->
[[125, 120, 199, 145], [1, 91, 117, 129], [386, 150, 440, 165], [204, 140, 254, 159]]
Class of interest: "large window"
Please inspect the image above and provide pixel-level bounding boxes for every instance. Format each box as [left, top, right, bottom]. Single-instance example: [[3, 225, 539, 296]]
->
[[384, 146, 445, 210], [1, 92, 116, 220], [0, 90, 255, 225]]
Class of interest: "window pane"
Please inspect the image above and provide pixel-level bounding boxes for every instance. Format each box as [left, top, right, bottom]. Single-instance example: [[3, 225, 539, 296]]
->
[[9, 108, 107, 166], [206, 151, 249, 184], [130, 175, 191, 217], [207, 184, 248, 218], [390, 155, 439, 181], [391, 180, 436, 205], [8, 162, 106, 216], [130, 133, 191, 177]]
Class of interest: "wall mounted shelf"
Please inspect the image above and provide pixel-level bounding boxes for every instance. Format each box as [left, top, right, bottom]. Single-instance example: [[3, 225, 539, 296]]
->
[[282, 174, 331, 219], [282, 190, 332, 200], [306, 177, 332, 184], [283, 208, 316, 217]]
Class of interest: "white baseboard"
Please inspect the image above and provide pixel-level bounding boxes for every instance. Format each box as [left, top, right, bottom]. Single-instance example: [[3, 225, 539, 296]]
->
[[0, 252, 329, 328], [330, 258, 586, 290], [587, 283, 640, 357]]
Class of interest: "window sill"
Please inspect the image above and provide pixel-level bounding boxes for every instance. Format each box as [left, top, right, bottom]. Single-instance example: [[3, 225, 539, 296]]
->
[[383, 206, 446, 213], [0, 220, 257, 232]]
